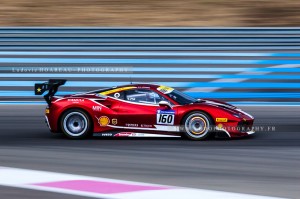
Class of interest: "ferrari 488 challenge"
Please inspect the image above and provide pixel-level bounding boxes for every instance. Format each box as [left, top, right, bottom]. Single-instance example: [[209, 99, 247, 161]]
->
[[35, 79, 255, 140]]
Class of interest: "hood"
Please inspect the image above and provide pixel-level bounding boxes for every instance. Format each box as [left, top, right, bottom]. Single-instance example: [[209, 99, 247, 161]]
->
[[196, 98, 237, 110]]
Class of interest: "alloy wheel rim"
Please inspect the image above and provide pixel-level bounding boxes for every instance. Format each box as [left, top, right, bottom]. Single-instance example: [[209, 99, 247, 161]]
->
[[185, 114, 209, 138], [63, 112, 87, 136]]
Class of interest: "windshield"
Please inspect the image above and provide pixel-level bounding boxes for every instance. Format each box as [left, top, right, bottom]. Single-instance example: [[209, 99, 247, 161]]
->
[[166, 89, 197, 105]]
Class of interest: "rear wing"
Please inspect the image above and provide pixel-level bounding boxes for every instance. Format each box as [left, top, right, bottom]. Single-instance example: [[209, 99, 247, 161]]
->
[[35, 79, 67, 106]]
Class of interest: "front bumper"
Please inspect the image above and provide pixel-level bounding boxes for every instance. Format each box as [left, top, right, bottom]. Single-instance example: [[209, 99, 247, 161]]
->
[[246, 130, 255, 135], [216, 117, 255, 138]]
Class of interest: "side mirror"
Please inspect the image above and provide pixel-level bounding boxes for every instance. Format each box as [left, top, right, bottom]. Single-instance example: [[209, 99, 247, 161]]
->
[[158, 101, 172, 109]]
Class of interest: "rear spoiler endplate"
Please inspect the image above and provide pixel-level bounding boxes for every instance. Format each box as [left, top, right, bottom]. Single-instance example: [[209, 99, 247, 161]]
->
[[35, 79, 67, 106]]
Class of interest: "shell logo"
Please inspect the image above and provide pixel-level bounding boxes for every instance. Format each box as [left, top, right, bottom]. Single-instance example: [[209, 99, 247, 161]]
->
[[99, 116, 110, 127]]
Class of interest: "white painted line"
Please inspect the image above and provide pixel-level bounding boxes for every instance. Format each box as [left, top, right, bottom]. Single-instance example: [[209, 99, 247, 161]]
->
[[0, 167, 286, 199]]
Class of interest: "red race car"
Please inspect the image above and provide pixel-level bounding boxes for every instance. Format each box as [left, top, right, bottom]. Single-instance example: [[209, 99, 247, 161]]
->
[[35, 79, 255, 140]]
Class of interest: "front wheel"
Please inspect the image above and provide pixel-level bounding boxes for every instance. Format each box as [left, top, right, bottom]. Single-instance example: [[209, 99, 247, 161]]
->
[[181, 111, 213, 141], [60, 109, 92, 139]]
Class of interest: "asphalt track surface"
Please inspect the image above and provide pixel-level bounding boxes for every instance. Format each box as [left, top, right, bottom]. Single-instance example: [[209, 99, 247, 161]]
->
[[0, 105, 299, 199]]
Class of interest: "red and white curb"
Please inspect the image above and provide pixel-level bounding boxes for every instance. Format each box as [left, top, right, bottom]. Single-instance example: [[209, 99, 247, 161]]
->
[[0, 167, 286, 199]]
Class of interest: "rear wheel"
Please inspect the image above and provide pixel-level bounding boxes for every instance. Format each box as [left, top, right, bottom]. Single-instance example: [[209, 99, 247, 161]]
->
[[60, 109, 92, 139], [181, 111, 212, 141]]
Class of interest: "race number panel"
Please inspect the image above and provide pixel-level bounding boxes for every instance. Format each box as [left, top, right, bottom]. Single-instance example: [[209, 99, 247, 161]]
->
[[157, 110, 175, 125]]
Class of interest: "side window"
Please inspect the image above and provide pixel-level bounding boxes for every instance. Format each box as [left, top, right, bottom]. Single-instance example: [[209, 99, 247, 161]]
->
[[108, 91, 125, 100], [125, 89, 170, 105]]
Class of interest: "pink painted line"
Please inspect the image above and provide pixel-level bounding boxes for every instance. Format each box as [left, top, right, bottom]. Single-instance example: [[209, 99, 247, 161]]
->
[[33, 180, 170, 194]]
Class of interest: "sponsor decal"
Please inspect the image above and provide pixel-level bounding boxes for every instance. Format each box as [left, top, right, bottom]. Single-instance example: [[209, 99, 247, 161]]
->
[[113, 132, 179, 137], [217, 123, 223, 128], [92, 106, 102, 112], [101, 133, 113, 136], [114, 92, 120, 98], [112, 118, 117, 125], [157, 85, 174, 94], [68, 99, 84, 103], [127, 97, 135, 101], [45, 108, 50, 114], [125, 123, 139, 127], [157, 110, 175, 125], [141, 124, 152, 128], [36, 87, 42, 93], [154, 125, 179, 132], [98, 116, 110, 127], [100, 86, 136, 95], [114, 132, 135, 137], [216, 118, 228, 122]]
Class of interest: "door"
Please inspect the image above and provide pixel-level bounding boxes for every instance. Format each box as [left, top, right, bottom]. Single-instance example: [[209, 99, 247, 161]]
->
[[115, 88, 176, 133]]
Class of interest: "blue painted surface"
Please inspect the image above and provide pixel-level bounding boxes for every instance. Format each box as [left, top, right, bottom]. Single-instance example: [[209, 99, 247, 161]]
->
[[0, 101, 299, 106], [0, 51, 273, 56], [1, 90, 299, 99], [1, 81, 300, 88], [0, 28, 299, 104], [1, 73, 300, 79], [0, 58, 261, 64], [1, 51, 300, 57], [1, 58, 300, 64], [0, 51, 295, 56], [186, 92, 300, 99], [1, 67, 300, 72]]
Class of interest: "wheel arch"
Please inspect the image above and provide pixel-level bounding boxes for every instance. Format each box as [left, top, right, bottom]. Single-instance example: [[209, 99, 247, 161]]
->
[[179, 109, 215, 140], [57, 107, 94, 133], [180, 109, 215, 126]]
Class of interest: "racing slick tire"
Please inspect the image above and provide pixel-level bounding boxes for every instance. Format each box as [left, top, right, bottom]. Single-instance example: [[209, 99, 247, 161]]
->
[[181, 111, 213, 141], [60, 109, 92, 139]]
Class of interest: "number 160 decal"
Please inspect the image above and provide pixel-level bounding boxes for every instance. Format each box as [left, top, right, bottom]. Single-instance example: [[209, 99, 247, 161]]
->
[[157, 110, 175, 125]]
